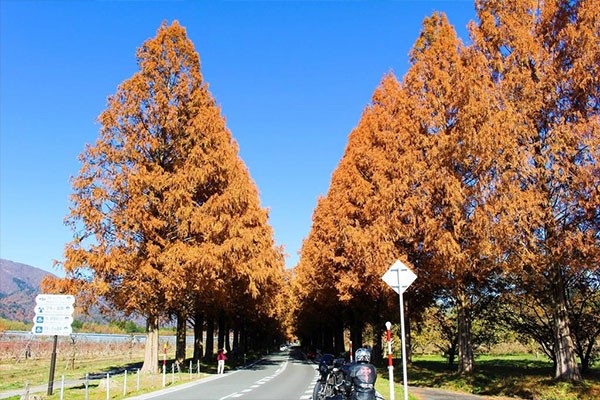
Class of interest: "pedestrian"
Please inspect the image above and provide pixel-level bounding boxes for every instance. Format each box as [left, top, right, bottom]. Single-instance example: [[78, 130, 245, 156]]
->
[[217, 348, 227, 374]]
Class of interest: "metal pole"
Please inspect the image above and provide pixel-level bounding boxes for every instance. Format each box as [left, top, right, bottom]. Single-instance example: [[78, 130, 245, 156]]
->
[[386, 322, 395, 400], [106, 372, 110, 400], [124, 369, 127, 396], [60, 375, 64, 400], [137, 369, 140, 391], [399, 289, 409, 400], [162, 364, 166, 387], [197, 360, 200, 376], [47, 335, 58, 395], [85, 372, 89, 400], [349, 340, 353, 362], [189, 360, 192, 380]]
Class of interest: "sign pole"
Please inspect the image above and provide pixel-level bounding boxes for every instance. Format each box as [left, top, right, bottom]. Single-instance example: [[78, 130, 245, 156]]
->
[[386, 322, 394, 400], [398, 280, 408, 400], [47, 335, 58, 395], [382, 260, 416, 400]]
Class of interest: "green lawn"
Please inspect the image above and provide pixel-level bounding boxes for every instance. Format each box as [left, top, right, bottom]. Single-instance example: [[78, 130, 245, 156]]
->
[[375, 373, 419, 400], [398, 353, 600, 400]]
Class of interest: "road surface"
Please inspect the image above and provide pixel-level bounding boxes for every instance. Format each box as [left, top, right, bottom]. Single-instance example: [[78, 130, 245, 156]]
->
[[144, 350, 318, 400]]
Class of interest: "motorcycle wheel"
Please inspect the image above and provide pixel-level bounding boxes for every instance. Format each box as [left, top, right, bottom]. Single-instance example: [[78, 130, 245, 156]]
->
[[312, 381, 323, 400]]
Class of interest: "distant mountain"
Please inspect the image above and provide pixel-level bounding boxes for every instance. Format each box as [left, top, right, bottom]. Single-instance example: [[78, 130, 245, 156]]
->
[[0, 259, 56, 322], [0, 259, 146, 327]]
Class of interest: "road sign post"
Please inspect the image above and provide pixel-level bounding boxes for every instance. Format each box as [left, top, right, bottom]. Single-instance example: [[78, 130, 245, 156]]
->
[[382, 260, 417, 400], [47, 335, 58, 395], [33, 295, 75, 396], [386, 321, 394, 400]]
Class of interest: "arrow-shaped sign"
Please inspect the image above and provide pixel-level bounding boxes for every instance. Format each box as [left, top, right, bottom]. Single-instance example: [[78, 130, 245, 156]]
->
[[382, 259, 417, 295], [35, 294, 75, 305], [32, 324, 73, 336]]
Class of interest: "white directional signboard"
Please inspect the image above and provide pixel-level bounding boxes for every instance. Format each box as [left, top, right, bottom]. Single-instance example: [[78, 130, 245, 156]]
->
[[382, 259, 417, 294], [32, 295, 75, 336]]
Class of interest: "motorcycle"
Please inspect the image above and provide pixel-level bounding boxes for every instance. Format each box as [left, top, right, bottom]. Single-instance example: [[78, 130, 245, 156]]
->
[[312, 357, 351, 400]]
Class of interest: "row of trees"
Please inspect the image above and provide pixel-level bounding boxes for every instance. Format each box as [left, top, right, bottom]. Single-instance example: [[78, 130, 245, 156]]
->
[[43, 22, 289, 373], [292, 0, 599, 382]]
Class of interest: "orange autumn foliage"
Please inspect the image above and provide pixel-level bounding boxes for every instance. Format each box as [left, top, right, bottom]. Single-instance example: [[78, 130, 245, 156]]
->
[[43, 21, 286, 373]]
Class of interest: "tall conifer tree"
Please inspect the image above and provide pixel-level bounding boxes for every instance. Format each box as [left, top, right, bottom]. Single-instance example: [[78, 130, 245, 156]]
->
[[44, 21, 286, 373], [470, 0, 600, 381]]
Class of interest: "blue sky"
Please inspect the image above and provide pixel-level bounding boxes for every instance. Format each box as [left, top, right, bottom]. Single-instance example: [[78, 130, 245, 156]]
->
[[1, 1, 476, 275]]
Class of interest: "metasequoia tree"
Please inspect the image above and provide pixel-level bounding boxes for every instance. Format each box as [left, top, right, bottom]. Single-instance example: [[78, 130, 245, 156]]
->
[[395, 13, 510, 374], [471, 0, 600, 381], [293, 73, 436, 356], [44, 21, 286, 373]]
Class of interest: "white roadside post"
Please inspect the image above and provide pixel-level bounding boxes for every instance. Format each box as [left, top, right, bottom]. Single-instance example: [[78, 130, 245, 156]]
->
[[162, 364, 166, 387], [106, 372, 110, 400], [382, 260, 417, 400], [124, 369, 127, 396], [386, 321, 394, 400]]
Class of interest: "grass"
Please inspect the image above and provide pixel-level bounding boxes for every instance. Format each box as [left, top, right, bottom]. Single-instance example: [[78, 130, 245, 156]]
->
[[41, 370, 209, 400], [396, 353, 600, 400], [375, 372, 419, 400], [1, 345, 263, 398]]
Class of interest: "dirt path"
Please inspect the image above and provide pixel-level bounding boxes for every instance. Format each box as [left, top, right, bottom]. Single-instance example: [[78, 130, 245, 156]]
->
[[410, 386, 519, 400]]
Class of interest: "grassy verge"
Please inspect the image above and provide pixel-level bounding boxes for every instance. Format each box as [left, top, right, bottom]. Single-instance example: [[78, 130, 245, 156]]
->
[[403, 354, 600, 400], [375, 372, 419, 400], [1, 347, 268, 399], [42, 370, 209, 400]]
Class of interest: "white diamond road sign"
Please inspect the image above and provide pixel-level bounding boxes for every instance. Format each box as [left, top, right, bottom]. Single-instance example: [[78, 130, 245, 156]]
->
[[382, 260, 417, 295], [32, 294, 75, 336]]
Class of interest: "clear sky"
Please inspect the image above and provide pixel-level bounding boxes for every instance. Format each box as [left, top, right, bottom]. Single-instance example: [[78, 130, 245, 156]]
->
[[1, 0, 476, 275]]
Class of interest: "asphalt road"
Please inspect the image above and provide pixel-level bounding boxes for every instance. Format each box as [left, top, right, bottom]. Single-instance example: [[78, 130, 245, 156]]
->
[[145, 350, 318, 400]]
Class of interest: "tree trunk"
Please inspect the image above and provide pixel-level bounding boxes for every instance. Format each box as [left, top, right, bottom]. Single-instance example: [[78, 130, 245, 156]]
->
[[233, 328, 239, 352], [447, 343, 456, 369], [205, 316, 214, 360], [551, 266, 582, 381], [242, 325, 248, 353], [350, 322, 363, 353], [218, 312, 225, 351], [457, 291, 474, 374], [141, 315, 159, 374], [176, 311, 186, 365], [372, 325, 383, 366], [406, 310, 412, 365], [334, 319, 345, 355], [193, 312, 203, 361], [225, 326, 232, 354]]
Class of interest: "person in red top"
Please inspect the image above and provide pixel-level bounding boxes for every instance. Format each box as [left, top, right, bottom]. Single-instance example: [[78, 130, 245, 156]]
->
[[217, 349, 227, 374]]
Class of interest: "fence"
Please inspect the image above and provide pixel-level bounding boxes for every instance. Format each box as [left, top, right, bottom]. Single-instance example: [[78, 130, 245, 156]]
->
[[18, 360, 204, 400]]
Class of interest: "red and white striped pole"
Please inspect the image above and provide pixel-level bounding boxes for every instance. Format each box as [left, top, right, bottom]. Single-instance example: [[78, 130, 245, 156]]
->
[[349, 340, 353, 362], [386, 321, 395, 400]]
